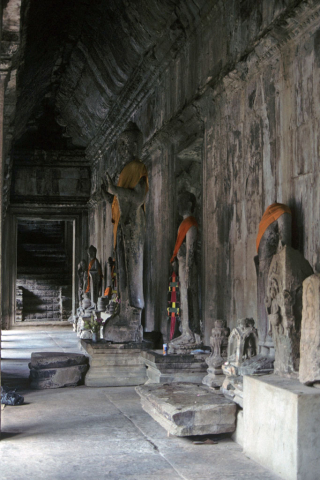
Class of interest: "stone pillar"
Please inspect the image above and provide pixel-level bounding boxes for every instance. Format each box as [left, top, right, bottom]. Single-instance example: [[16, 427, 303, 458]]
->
[[0, 71, 7, 434]]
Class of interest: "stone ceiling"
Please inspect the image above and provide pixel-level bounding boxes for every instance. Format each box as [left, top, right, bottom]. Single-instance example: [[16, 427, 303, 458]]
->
[[13, 0, 207, 151]]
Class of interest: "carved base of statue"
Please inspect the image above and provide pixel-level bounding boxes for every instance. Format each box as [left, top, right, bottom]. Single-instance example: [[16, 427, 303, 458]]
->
[[168, 331, 202, 354], [103, 302, 143, 343], [202, 355, 225, 388]]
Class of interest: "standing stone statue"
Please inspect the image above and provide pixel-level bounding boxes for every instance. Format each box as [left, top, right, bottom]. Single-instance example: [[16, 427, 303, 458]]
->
[[254, 202, 292, 355], [265, 245, 313, 378], [101, 122, 148, 343], [202, 320, 229, 388], [85, 245, 102, 310], [77, 259, 88, 308], [169, 191, 200, 354], [299, 274, 320, 385]]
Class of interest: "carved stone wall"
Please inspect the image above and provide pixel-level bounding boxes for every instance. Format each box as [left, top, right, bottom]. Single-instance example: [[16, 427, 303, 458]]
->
[[87, 1, 320, 343]]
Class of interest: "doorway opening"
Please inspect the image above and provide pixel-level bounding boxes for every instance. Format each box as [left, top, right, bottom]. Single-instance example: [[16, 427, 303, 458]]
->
[[16, 220, 73, 325]]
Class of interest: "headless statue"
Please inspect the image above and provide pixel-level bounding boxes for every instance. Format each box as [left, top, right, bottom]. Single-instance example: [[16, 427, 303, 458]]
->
[[254, 202, 292, 355], [169, 191, 200, 351], [101, 123, 148, 343], [85, 245, 102, 310]]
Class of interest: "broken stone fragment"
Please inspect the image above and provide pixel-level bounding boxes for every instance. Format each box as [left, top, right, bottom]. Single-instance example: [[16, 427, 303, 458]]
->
[[29, 352, 89, 389], [136, 382, 236, 436]]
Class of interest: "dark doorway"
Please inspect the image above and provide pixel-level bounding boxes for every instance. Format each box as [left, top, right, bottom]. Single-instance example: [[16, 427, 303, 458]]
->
[[16, 220, 73, 324]]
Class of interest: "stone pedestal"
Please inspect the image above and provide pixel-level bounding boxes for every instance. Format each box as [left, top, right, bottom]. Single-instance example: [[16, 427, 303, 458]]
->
[[243, 374, 320, 480], [29, 352, 89, 389], [80, 340, 147, 387], [136, 382, 236, 436], [141, 350, 209, 384]]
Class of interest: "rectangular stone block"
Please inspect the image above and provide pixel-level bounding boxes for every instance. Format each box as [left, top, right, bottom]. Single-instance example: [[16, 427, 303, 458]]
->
[[141, 350, 209, 384], [243, 375, 320, 480], [136, 383, 236, 437], [81, 340, 147, 387]]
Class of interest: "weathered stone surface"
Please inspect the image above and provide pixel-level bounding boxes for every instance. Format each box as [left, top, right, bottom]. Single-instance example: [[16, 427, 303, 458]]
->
[[81, 339, 147, 387], [299, 274, 320, 385], [265, 246, 313, 378], [141, 350, 209, 385], [29, 364, 88, 389], [136, 382, 236, 436], [29, 352, 88, 370], [244, 374, 320, 480], [29, 351, 89, 389]]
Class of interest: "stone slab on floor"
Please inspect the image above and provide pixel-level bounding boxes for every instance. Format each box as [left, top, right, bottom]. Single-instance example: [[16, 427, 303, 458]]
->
[[141, 350, 209, 384], [136, 382, 237, 436], [81, 339, 147, 387], [29, 351, 89, 389], [243, 374, 320, 480]]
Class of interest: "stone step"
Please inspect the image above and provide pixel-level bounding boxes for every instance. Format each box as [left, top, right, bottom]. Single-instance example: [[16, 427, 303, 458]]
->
[[136, 382, 237, 437]]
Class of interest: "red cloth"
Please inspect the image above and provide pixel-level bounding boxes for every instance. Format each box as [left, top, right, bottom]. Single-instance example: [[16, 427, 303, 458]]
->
[[256, 202, 291, 252], [170, 216, 198, 263]]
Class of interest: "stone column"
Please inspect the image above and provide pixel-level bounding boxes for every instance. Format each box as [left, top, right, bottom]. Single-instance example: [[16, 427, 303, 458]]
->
[[0, 71, 7, 434]]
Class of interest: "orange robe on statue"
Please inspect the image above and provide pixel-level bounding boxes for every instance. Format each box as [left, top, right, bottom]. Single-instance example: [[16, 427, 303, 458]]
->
[[85, 259, 102, 293], [170, 216, 198, 264], [111, 159, 149, 248], [256, 202, 291, 252]]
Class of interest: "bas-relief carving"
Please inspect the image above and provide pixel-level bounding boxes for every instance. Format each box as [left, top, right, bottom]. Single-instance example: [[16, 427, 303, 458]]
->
[[168, 191, 201, 354], [265, 245, 313, 378], [254, 203, 292, 355], [299, 274, 320, 385], [101, 122, 148, 343], [202, 320, 229, 388]]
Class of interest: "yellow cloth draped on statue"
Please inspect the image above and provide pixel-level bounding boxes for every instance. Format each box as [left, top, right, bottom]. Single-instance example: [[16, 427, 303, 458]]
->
[[111, 159, 149, 248]]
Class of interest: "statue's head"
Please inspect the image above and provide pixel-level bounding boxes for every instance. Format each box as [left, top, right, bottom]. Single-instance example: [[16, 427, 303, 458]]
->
[[117, 122, 143, 163], [88, 245, 97, 260], [177, 191, 196, 217]]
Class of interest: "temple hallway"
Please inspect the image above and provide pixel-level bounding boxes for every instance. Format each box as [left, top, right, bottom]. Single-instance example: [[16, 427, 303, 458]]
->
[[1, 330, 280, 480]]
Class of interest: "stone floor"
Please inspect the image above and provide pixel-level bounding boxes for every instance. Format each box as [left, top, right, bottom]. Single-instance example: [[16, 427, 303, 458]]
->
[[1, 328, 280, 480]]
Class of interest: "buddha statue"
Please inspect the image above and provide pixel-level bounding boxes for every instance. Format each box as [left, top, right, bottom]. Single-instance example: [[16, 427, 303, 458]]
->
[[254, 202, 292, 355], [101, 122, 148, 343], [168, 191, 201, 353]]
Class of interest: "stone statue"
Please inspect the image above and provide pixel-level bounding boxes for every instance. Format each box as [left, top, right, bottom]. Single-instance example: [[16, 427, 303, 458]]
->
[[168, 191, 200, 354], [77, 259, 88, 307], [222, 318, 258, 376], [265, 245, 313, 378], [202, 320, 229, 388], [101, 122, 148, 343], [221, 318, 259, 406], [299, 274, 320, 385], [254, 202, 292, 356], [85, 245, 102, 310]]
